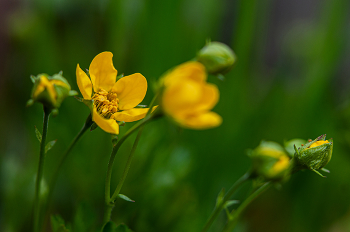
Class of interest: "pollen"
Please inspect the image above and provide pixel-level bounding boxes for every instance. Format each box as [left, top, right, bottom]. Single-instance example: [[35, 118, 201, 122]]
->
[[92, 88, 119, 119]]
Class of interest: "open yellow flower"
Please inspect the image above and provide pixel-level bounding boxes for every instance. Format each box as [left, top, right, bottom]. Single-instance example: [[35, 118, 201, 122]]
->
[[161, 61, 222, 129], [76, 51, 152, 134]]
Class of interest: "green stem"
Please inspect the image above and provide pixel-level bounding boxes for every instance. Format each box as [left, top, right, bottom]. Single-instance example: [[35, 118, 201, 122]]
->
[[222, 182, 272, 232], [104, 114, 156, 204], [103, 95, 160, 225], [201, 172, 251, 232], [42, 114, 93, 225], [33, 107, 51, 232], [49, 114, 93, 191]]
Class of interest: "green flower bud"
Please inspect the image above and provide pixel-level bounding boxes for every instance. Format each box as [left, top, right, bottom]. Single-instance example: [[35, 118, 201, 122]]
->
[[249, 141, 291, 182], [293, 134, 333, 177], [196, 41, 236, 75], [28, 72, 76, 110]]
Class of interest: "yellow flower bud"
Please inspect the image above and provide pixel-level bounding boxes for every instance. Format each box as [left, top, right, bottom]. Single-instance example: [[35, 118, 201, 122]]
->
[[28, 72, 75, 110], [249, 141, 291, 182], [293, 134, 333, 177], [196, 41, 236, 75]]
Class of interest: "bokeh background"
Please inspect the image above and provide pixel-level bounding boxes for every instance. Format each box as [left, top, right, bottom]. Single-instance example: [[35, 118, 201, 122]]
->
[[1, 0, 350, 231]]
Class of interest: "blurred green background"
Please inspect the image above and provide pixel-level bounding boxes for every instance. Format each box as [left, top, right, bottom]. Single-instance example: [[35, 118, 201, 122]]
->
[[1, 0, 350, 231]]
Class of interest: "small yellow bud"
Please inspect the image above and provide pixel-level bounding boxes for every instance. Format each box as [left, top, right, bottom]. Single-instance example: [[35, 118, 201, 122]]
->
[[293, 134, 333, 177], [28, 72, 75, 110], [196, 41, 236, 75], [249, 141, 291, 182]]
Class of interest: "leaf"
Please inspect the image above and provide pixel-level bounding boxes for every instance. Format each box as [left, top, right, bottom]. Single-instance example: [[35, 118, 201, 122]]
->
[[118, 194, 135, 203], [115, 224, 133, 232], [215, 188, 225, 207], [45, 140, 57, 154], [35, 126, 42, 143], [51, 215, 69, 232]]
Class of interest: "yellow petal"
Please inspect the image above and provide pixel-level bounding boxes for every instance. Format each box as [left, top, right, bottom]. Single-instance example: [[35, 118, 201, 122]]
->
[[163, 61, 207, 87], [162, 80, 202, 117], [111, 73, 147, 110], [112, 106, 158, 122], [89, 52, 117, 92], [92, 108, 119, 134], [76, 64, 92, 99], [178, 112, 222, 130], [33, 75, 57, 104], [192, 83, 219, 112]]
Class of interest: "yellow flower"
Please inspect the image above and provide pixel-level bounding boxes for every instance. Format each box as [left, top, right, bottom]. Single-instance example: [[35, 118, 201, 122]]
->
[[76, 51, 152, 134], [161, 61, 222, 129]]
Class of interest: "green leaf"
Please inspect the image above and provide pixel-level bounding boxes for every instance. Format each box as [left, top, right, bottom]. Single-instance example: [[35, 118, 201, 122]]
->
[[74, 96, 84, 102], [102, 221, 117, 232], [118, 194, 135, 203], [45, 140, 57, 153], [35, 126, 42, 143], [115, 224, 133, 232], [216, 188, 225, 207], [51, 215, 69, 232]]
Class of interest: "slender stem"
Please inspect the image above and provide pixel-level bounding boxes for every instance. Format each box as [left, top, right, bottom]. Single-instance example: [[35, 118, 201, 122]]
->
[[33, 107, 51, 232], [103, 94, 160, 225], [49, 114, 93, 191], [201, 172, 251, 232], [40, 114, 93, 231], [104, 114, 155, 205], [222, 182, 272, 232]]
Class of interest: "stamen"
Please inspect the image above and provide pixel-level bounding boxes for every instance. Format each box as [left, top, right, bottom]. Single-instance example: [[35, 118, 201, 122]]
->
[[92, 88, 119, 120]]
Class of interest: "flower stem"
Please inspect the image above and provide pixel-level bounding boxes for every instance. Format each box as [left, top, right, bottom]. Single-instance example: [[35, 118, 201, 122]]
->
[[201, 172, 251, 232], [41, 114, 93, 228], [222, 182, 272, 232], [33, 107, 51, 232], [103, 95, 160, 225]]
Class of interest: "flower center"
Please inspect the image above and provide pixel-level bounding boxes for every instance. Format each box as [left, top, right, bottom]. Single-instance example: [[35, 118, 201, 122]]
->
[[92, 88, 119, 119]]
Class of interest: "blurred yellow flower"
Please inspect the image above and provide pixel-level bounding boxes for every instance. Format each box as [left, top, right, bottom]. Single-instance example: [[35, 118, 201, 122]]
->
[[161, 61, 222, 129], [76, 51, 152, 134]]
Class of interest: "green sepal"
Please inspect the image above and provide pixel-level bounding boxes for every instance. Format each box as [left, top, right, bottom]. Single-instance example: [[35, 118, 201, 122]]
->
[[118, 121, 125, 126], [225, 207, 234, 221], [30, 75, 36, 83], [35, 126, 42, 143], [69, 90, 78, 96], [118, 194, 135, 203], [74, 96, 84, 102], [136, 104, 147, 108], [82, 99, 94, 112], [90, 122, 98, 131], [51, 215, 70, 232], [215, 188, 225, 207], [45, 140, 57, 154], [284, 138, 306, 158]]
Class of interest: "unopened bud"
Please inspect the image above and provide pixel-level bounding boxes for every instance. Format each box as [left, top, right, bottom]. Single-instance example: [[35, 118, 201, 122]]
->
[[28, 72, 76, 110], [249, 141, 291, 182], [293, 134, 333, 177], [196, 41, 236, 75]]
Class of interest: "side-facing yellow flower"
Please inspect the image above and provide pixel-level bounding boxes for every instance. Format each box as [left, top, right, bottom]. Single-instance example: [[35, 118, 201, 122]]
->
[[76, 51, 152, 134], [161, 61, 222, 129]]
